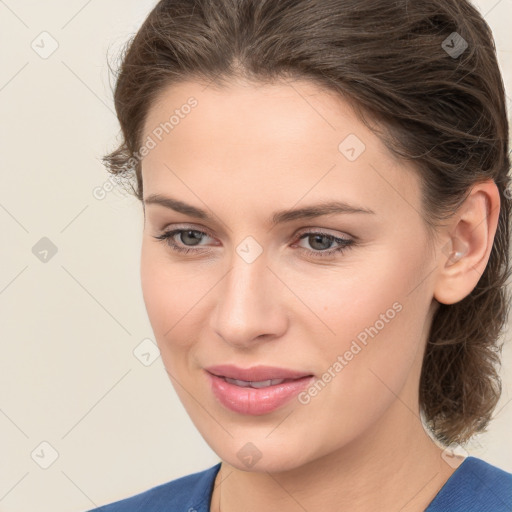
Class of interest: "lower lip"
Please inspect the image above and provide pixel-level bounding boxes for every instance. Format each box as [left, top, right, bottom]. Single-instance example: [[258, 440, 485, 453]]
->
[[206, 372, 315, 415]]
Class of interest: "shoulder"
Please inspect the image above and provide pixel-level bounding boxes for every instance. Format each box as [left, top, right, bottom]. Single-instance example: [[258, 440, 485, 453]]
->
[[426, 456, 512, 512], [84, 462, 221, 512]]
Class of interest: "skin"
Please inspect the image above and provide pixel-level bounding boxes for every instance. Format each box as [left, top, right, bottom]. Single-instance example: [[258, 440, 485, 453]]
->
[[139, 77, 500, 512]]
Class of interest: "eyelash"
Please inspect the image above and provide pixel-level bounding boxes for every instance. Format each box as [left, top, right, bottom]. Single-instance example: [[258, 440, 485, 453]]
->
[[153, 227, 355, 259]]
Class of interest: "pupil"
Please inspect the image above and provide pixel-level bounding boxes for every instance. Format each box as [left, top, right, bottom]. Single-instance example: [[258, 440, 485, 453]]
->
[[181, 230, 202, 246], [310, 234, 332, 250]]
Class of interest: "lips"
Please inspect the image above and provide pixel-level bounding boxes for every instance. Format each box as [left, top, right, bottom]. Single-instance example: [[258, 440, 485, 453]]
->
[[205, 371, 315, 415], [205, 364, 313, 382]]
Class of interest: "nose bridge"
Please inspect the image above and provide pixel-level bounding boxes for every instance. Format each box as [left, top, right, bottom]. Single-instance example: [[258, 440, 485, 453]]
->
[[221, 247, 271, 319], [211, 243, 285, 345]]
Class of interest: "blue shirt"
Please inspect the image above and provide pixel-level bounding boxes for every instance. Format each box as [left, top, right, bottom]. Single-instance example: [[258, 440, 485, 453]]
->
[[86, 456, 512, 511]]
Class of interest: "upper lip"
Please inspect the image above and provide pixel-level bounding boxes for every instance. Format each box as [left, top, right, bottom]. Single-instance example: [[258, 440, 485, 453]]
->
[[205, 364, 313, 381]]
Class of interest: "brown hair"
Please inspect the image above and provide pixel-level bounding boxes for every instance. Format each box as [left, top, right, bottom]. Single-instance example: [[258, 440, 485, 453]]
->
[[104, 0, 511, 445]]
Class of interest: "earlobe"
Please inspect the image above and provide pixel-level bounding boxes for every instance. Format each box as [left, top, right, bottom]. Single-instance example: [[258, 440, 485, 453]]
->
[[433, 180, 500, 305]]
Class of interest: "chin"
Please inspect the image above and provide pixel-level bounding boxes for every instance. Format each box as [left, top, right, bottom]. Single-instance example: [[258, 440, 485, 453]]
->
[[206, 434, 317, 474], [226, 453, 307, 474]]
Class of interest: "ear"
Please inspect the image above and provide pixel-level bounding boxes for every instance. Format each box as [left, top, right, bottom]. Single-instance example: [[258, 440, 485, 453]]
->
[[433, 179, 501, 305]]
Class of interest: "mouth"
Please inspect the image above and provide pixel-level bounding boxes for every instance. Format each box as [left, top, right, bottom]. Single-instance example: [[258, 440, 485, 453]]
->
[[204, 364, 314, 383], [204, 365, 315, 415], [213, 375, 310, 388]]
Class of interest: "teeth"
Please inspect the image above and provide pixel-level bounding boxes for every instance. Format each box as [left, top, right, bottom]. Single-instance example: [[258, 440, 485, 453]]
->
[[224, 377, 286, 388], [225, 378, 251, 387], [251, 379, 278, 388]]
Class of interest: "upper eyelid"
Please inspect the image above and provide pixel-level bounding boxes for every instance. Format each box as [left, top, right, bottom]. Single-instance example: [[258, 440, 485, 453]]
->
[[161, 224, 351, 240], [297, 229, 351, 239], [163, 224, 216, 240]]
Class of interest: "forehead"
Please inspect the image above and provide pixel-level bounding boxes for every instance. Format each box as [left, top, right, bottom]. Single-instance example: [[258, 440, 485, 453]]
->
[[140, 79, 422, 221], [143, 77, 375, 151]]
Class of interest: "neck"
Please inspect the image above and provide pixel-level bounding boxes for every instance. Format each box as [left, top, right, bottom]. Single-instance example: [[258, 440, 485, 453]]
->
[[209, 405, 462, 512]]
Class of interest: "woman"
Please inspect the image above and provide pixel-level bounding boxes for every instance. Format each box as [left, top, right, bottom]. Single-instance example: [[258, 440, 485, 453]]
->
[[87, 0, 512, 510]]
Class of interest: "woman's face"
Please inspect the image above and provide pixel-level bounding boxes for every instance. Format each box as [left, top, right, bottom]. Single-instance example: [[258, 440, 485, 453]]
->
[[140, 78, 441, 472]]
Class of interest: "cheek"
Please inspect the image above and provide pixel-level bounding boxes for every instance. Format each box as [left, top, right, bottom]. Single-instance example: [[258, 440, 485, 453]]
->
[[310, 248, 430, 409], [140, 239, 215, 357], [141, 243, 168, 329], [321, 235, 430, 340], [140, 241, 190, 345]]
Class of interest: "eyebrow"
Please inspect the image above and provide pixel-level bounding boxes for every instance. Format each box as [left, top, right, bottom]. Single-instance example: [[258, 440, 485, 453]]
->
[[143, 193, 375, 226]]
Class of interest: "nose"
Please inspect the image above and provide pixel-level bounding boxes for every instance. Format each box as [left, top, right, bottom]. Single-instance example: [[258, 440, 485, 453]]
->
[[210, 250, 288, 349]]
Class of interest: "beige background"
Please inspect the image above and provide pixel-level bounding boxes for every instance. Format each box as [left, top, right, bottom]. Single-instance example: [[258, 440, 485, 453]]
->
[[0, 1, 511, 511]]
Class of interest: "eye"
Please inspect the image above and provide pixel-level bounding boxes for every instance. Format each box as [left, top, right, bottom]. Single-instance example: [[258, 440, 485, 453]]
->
[[293, 231, 355, 259], [153, 228, 214, 254], [152, 227, 356, 259]]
